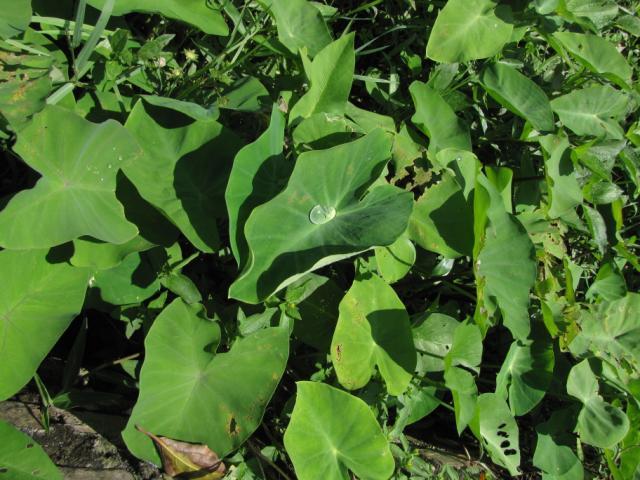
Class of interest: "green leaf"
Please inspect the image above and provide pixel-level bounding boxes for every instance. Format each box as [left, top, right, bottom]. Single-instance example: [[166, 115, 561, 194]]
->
[[124, 99, 243, 252], [122, 299, 290, 464], [567, 359, 630, 449], [426, 0, 513, 63], [0, 419, 62, 479], [0, 0, 31, 39], [259, 0, 332, 57], [87, 0, 228, 35], [289, 33, 355, 123], [330, 272, 416, 396], [471, 393, 521, 476], [550, 85, 630, 140], [0, 105, 140, 249], [564, 0, 618, 30], [553, 32, 632, 88], [91, 251, 161, 305], [374, 233, 416, 284], [495, 326, 554, 416], [480, 62, 555, 132], [413, 313, 459, 373], [474, 174, 537, 340], [585, 261, 627, 301], [219, 77, 270, 113], [445, 323, 483, 373], [533, 410, 584, 480], [540, 133, 583, 219], [140, 95, 219, 122], [283, 381, 395, 480], [575, 293, 640, 368], [0, 249, 89, 401], [228, 130, 413, 304], [409, 81, 471, 157], [444, 366, 477, 434], [226, 105, 288, 269]]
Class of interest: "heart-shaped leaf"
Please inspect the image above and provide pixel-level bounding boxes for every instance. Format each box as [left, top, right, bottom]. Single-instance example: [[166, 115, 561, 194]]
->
[[0, 249, 89, 401], [122, 299, 289, 464], [283, 381, 394, 480], [330, 272, 416, 395], [551, 85, 629, 140], [228, 129, 413, 304], [124, 99, 243, 252], [426, 0, 513, 63], [0, 105, 141, 249], [567, 360, 629, 449], [0, 420, 62, 479]]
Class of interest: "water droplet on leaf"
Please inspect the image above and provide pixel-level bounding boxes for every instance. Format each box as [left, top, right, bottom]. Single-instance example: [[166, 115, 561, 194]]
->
[[309, 205, 336, 224]]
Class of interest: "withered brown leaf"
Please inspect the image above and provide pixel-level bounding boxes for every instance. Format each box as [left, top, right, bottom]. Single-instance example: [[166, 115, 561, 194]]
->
[[136, 425, 225, 479]]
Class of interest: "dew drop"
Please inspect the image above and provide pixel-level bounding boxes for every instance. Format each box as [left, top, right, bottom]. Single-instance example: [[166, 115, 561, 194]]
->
[[309, 205, 336, 225]]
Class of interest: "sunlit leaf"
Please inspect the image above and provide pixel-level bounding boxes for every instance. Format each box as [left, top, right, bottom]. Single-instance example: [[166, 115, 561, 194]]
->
[[331, 272, 416, 395], [283, 381, 395, 480], [0, 420, 62, 479]]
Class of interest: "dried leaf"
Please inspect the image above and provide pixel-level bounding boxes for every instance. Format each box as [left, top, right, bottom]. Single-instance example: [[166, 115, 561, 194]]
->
[[136, 425, 225, 479]]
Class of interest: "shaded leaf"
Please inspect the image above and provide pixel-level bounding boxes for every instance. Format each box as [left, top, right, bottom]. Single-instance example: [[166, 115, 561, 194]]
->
[[331, 272, 416, 395]]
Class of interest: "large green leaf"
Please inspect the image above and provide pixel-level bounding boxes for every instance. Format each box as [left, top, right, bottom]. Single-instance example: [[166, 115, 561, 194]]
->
[[495, 326, 554, 416], [574, 293, 640, 369], [0, 250, 89, 401], [533, 410, 584, 480], [260, 0, 332, 57], [122, 299, 289, 464], [228, 130, 413, 304], [0, 0, 31, 39], [567, 359, 629, 449], [0, 106, 140, 249], [226, 105, 288, 269], [409, 173, 474, 258], [409, 81, 471, 157], [87, 0, 228, 35], [283, 381, 395, 480], [330, 272, 416, 396], [550, 85, 629, 140], [474, 174, 537, 340], [553, 31, 632, 88], [289, 33, 355, 123], [480, 62, 555, 132], [426, 0, 513, 63], [540, 133, 583, 219], [0, 420, 62, 479], [374, 232, 415, 284], [124, 99, 243, 252], [470, 393, 521, 476]]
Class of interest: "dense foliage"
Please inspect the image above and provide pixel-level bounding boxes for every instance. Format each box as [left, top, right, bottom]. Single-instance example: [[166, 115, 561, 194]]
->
[[1, 0, 639, 478]]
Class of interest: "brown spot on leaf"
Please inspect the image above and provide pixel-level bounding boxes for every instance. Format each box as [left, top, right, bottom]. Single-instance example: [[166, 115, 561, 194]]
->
[[335, 343, 342, 361]]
